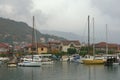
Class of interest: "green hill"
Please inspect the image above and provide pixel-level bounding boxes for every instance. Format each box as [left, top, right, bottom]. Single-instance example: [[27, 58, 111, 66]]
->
[[0, 17, 65, 44]]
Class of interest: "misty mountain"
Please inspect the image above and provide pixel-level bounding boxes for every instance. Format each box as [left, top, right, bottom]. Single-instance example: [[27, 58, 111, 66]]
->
[[40, 30, 86, 43]]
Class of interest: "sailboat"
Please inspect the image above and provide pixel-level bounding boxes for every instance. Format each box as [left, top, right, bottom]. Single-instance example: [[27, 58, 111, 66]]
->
[[104, 24, 120, 66], [82, 16, 105, 64], [18, 16, 42, 67]]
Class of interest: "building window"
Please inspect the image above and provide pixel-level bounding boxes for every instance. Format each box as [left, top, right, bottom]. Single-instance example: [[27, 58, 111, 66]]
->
[[41, 48, 44, 51]]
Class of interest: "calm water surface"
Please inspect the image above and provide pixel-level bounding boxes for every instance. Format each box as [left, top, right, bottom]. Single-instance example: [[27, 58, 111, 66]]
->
[[0, 62, 120, 80]]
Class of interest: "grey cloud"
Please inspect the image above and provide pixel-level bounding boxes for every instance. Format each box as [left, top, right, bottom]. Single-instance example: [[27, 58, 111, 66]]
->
[[0, 0, 47, 26], [32, 10, 48, 26], [0, 0, 32, 16], [92, 0, 120, 19]]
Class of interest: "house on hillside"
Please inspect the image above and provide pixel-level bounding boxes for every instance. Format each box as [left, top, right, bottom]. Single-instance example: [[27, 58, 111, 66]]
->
[[60, 40, 81, 53], [0, 43, 10, 54], [25, 43, 48, 54], [48, 41, 61, 54], [95, 42, 119, 54]]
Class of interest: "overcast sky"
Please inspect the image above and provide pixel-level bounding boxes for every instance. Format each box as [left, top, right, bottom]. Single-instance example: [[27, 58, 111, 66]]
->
[[0, 0, 120, 43]]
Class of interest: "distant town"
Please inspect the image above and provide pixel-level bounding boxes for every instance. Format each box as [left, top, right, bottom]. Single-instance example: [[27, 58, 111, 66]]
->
[[0, 40, 120, 58]]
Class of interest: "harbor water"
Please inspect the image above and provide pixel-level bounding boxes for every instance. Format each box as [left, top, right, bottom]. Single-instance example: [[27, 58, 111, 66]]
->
[[0, 62, 120, 80]]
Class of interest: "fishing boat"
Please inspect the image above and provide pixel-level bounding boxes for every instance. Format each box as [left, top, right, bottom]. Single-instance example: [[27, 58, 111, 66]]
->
[[18, 16, 42, 67], [82, 16, 105, 64]]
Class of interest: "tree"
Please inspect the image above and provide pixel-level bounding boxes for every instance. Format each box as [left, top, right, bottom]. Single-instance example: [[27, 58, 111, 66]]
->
[[67, 48, 77, 55], [0, 53, 7, 57], [79, 46, 88, 55]]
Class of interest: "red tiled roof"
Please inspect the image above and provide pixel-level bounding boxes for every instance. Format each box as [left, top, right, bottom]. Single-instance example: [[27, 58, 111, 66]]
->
[[26, 43, 48, 48], [48, 41, 60, 45], [0, 43, 9, 48], [95, 42, 118, 48], [61, 40, 80, 45]]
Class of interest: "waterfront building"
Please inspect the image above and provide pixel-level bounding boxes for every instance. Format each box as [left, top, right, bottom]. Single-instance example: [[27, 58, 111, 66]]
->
[[48, 41, 61, 54], [25, 43, 48, 54], [0, 43, 10, 54], [60, 40, 81, 53], [95, 42, 119, 54]]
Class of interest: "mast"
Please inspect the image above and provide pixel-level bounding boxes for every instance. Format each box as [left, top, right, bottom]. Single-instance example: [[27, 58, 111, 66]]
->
[[34, 17, 38, 54], [106, 24, 108, 55], [32, 16, 35, 44], [88, 15, 90, 55], [93, 18, 95, 58], [88, 16, 91, 80], [32, 16, 35, 61]]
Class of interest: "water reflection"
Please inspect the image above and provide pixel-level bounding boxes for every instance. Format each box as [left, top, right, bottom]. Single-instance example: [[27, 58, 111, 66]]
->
[[0, 62, 120, 80]]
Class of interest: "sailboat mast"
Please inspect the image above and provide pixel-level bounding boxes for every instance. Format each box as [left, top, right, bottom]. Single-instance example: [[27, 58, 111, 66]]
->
[[106, 24, 108, 55], [32, 16, 35, 60], [88, 15, 90, 54], [32, 16, 38, 54], [93, 18, 95, 57], [33, 17, 38, 54], [32, 16, 35, 44]]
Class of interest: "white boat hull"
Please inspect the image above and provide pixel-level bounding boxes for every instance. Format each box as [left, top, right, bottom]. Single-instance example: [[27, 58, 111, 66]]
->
[[113, 62, 119, 65], [18, 61, 42, 67]]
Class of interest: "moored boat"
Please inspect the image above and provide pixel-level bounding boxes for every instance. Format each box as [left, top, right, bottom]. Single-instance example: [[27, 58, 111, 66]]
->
[[35, 54, 54, 65], [18, 61, 41, 67], [82, 59, 105, 65], [104, 55, 120, 66], [82, 55, 105, 64], [7, 62, 17, 67]]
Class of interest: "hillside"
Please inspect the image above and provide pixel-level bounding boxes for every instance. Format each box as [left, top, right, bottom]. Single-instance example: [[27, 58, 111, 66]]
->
[[0, 17, 65, 44]]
